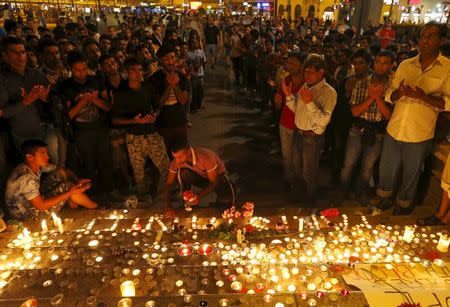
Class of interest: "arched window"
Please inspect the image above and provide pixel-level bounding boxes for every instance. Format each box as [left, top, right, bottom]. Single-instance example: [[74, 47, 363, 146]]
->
[[295, 4, 302, 18], [278, 4, 285, 16], [308, 5, 315, 18]]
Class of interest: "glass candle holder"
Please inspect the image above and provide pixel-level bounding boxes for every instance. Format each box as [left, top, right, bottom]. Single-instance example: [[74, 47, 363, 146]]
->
[[120, 280, 135, 297]]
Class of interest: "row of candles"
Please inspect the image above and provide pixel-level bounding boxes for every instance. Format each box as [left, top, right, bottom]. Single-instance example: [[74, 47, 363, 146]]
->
[[2, 211, 448, 307]]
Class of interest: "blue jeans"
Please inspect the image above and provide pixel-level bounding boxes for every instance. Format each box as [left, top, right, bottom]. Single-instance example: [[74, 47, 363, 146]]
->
[[279, 125, 299, 184], [294, 132, 324, 200], [0, 132, 8, 217], [376, 133, 432, 208], [340, 127, 384, 195]]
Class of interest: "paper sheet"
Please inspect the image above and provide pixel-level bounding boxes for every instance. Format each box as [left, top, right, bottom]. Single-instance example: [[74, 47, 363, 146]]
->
[[342, 262, 450, 306]]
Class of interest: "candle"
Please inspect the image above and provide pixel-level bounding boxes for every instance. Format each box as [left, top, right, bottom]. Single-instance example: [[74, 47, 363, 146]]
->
[[117, 298, 133, 307], [299, 218, 304, 232], [437, 234, 450, 253], [402, 226, 415, 243], [120, 280, 135, 297], [237, 229, 243, 244], [20, 299, 38, 307], [51, 213, 58, 227], [41, 220, 48, 233], [230, 281, 242, 291]]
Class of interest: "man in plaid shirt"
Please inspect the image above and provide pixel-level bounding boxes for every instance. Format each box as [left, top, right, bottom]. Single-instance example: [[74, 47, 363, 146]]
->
[[338, 50, 395, 203]]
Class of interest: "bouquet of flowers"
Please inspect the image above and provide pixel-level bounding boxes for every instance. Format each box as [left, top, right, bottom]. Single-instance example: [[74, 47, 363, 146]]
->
[[241, 202, 254, 218], [320, 208, 340, 219], [182, 190, 197, 212], [222, 206, 242, 219], [222, 202, 255, 219]]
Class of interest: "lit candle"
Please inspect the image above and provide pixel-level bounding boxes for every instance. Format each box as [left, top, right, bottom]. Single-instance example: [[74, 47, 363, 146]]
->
[[117, 298, 133, 307], [402, 226, 415, 243], [437, 234, 450, 253], [120, 280, 136, 297], [51, 213, 58, 227], [41, 220, 48, 233], [56, 217, 64, 234], [299, 218, 304, 232], [20, 299, 37, 307]]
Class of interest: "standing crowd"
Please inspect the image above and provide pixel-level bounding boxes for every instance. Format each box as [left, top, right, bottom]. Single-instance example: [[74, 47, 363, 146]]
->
[[0, 11, 449, 225]]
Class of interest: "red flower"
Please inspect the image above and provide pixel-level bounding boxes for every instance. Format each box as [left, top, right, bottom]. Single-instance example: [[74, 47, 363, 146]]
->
[[320, 208, 340, 218], [348, 256, 361, 263], [245, 225, 254, 233], [424, 250, 441, 261], [182, 190, 197, 203]]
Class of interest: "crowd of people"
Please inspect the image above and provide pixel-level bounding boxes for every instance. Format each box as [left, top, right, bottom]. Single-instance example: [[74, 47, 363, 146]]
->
[[0, 10, 448, 225]]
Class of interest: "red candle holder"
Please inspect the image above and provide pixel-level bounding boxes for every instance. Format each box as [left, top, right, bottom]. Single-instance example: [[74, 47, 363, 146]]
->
[[177, 244, 194, 256], [197, 244, 214, 256]]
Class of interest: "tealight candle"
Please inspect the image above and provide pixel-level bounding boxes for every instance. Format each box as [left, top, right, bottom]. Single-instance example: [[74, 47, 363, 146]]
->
[[20, 299, 37, 307], [117, 298, 133, 307], [120, 280, 135, 297], [230, 281, 242, 291], [437, 234, 449, 253]]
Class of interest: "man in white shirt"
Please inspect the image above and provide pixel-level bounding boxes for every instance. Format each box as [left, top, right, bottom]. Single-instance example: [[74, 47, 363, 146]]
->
[[288, 54, 337, 203], [371, 22, 450, 216]]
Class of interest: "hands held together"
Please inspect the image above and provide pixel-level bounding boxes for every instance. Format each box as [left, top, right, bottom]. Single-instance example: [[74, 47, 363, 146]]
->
[[398, 79, 426, 100], [21, 85, 51, 106], [278, 79, 313, 105], [134, 113, 156, 124]]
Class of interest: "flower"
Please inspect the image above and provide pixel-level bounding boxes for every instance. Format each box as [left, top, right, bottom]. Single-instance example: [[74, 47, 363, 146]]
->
[[244, 224, 254, 233], [320, 208, 340, 218], [424, 250, 441, 261], [182, 190, 197, 203]]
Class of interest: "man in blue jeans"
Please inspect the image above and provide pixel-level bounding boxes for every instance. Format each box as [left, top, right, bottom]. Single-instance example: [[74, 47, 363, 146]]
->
[[371, 22, 450, 216], [338, 50, 394, 204]]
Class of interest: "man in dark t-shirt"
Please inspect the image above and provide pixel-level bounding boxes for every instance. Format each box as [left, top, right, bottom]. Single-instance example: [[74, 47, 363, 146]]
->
[[57, 51, 113, 194], [204, 18, 220, 69], [112, 58, 169, 199], [147, 44, 189, 153]]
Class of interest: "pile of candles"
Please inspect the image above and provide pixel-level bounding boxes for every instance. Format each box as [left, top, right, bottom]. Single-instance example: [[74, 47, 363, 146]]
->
[[0, 210, 447, 306]]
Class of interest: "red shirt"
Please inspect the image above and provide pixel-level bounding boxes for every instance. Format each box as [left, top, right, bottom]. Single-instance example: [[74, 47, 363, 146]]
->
[[278, 75, 304, 130]]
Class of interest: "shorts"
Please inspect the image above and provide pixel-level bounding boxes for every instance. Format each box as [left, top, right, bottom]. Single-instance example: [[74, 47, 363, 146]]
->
[[205, 44, 217, 56], [442, 154, 450, 198], [40, 170, 75, 213]]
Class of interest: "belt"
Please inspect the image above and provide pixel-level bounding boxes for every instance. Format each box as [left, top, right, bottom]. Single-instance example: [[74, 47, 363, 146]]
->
[[297, 129, 318, 136]]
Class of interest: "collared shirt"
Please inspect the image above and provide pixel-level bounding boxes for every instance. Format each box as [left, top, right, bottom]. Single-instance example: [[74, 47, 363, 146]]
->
[[350, 74, 391, 122], [292, 79, 337, 135], [169, 147, 227, 178], [5, 163, 57, 220], [0, 65, 48, 138], [186, 49, 206, 77], [385, 53, 450, 143]]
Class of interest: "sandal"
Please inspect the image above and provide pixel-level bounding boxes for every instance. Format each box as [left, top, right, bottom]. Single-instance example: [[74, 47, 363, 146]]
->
[[417, 215, 444, 226]]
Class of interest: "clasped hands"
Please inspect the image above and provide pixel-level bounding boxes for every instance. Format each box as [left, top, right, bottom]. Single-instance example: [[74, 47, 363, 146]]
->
[[277, 79, 313, 104]]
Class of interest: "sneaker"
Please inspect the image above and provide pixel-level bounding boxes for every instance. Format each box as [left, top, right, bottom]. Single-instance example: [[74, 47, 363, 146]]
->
[[392, 205, 414, 216], [369, 198, 393, 216]]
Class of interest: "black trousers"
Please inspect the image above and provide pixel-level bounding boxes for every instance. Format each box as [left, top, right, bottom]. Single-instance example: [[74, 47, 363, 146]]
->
[[190, 76, 204, 111], [74, 126, 113, 192], [231, 56, 243, 83], [177, 168, 236, 206]]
